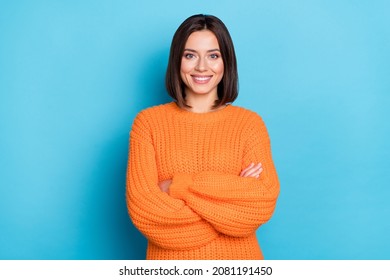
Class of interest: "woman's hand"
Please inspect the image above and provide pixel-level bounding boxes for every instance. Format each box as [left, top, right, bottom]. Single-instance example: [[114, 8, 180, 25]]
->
[[158, 179, 172, 193], [240, 163, 263, 178]]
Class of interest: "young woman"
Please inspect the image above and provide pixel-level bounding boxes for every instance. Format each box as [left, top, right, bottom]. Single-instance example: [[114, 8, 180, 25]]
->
[[126, 14, 280, 260]]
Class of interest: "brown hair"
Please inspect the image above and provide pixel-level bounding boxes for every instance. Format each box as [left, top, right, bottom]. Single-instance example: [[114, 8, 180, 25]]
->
[[165, 14, 238, 109]]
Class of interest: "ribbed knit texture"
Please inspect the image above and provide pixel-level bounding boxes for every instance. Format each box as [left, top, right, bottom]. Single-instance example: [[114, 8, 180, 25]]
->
[[126, 102, 279, 260]]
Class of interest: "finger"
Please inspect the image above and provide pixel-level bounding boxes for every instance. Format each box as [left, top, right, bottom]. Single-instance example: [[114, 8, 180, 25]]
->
[[240, 163, 263, 177], [242, 167, 261, 178], [242, 165, 263, 178], [240, 162, 254, 176], [245, 163, 262, 175], [253, 167, 263, 177], [241, 162, 262, 175], [245, 168, 260, 177], [241, 167, 260, 177], [241, 167, 258, 177]]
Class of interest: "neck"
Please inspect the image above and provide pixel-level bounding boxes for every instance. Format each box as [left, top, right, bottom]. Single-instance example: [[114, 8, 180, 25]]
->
[[185, 92, 218, 113]]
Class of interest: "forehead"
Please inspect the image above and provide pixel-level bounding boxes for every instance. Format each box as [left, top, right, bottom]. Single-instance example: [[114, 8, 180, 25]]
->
[[185, 30, 220, 49]]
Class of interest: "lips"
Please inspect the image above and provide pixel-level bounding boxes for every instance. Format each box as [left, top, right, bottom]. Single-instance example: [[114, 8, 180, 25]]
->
[[191, 75, 212, 84]]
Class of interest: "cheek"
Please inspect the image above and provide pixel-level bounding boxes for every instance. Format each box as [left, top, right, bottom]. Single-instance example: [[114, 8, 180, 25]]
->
[[212, 61, 224, 75], [180, 71, 187, 86], [180, 59, 193, 74]]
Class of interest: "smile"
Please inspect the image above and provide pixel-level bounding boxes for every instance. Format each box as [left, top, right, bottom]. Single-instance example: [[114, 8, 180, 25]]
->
[[191, 75, 212, 84]]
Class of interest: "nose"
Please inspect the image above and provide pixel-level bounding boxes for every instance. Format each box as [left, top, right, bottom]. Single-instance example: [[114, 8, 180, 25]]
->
[[195, 57, 207, 72]]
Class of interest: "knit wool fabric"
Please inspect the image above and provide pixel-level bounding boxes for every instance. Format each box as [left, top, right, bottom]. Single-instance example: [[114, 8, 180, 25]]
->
[[126, 102, 280, 260]]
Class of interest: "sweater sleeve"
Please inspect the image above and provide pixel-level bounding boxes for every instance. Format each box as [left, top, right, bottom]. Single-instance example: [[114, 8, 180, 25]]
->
[[126, 112, 219, 250], [169, 114, 280, 237]]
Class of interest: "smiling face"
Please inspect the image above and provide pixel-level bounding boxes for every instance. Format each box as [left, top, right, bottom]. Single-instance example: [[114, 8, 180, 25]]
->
[[180, 30, 224, 100]]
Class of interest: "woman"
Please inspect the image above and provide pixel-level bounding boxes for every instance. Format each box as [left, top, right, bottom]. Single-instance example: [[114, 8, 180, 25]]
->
[[126, 14, 279, 260]]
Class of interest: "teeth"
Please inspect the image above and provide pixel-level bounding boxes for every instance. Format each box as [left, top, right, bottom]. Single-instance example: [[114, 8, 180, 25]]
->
[[194, 76, 211, 81]]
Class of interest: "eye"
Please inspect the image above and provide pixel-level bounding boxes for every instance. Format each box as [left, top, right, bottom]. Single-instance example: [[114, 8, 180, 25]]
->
[[209, 53, 220, 59], [184, 53, 195, 59]]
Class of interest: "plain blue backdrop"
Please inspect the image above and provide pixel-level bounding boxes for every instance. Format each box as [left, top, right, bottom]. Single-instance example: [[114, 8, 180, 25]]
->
[[1, 0, 389, 259]]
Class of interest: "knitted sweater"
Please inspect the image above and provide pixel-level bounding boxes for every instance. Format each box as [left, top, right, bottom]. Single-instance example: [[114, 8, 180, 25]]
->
[[126, 102, 279, 260]]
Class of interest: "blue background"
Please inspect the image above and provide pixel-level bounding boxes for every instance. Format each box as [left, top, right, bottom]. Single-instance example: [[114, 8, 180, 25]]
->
[[1, 0, 389, 260]]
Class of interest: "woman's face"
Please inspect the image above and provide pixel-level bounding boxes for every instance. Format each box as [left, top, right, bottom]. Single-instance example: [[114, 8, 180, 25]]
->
[[180, 30, 224, 99]]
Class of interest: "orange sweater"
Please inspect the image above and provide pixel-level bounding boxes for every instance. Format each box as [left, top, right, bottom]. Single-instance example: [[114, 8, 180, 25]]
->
[[126, 102, 279, 260]]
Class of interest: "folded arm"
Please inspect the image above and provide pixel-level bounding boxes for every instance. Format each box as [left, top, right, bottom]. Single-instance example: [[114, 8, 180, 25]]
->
[[126, 113, 219, 250], [168, 116, 280, 237]]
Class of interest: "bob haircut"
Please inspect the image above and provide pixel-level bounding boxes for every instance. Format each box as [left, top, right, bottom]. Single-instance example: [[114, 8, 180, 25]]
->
[[166, 14, 238, 109]]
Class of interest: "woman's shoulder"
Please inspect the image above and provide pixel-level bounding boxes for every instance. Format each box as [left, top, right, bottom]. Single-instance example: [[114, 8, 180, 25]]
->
[[229, 105, 270, 140], [229, 104, 265, 123], [135, 102, 174, 119], [131, 103, 174, 133]]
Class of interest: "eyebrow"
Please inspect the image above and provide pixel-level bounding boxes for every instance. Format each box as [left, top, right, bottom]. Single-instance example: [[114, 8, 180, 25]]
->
[[184, 48, 221, 53]]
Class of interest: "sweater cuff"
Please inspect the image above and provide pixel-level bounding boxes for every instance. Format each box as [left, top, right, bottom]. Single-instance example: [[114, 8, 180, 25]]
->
[[169, 173, 193, 200]]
